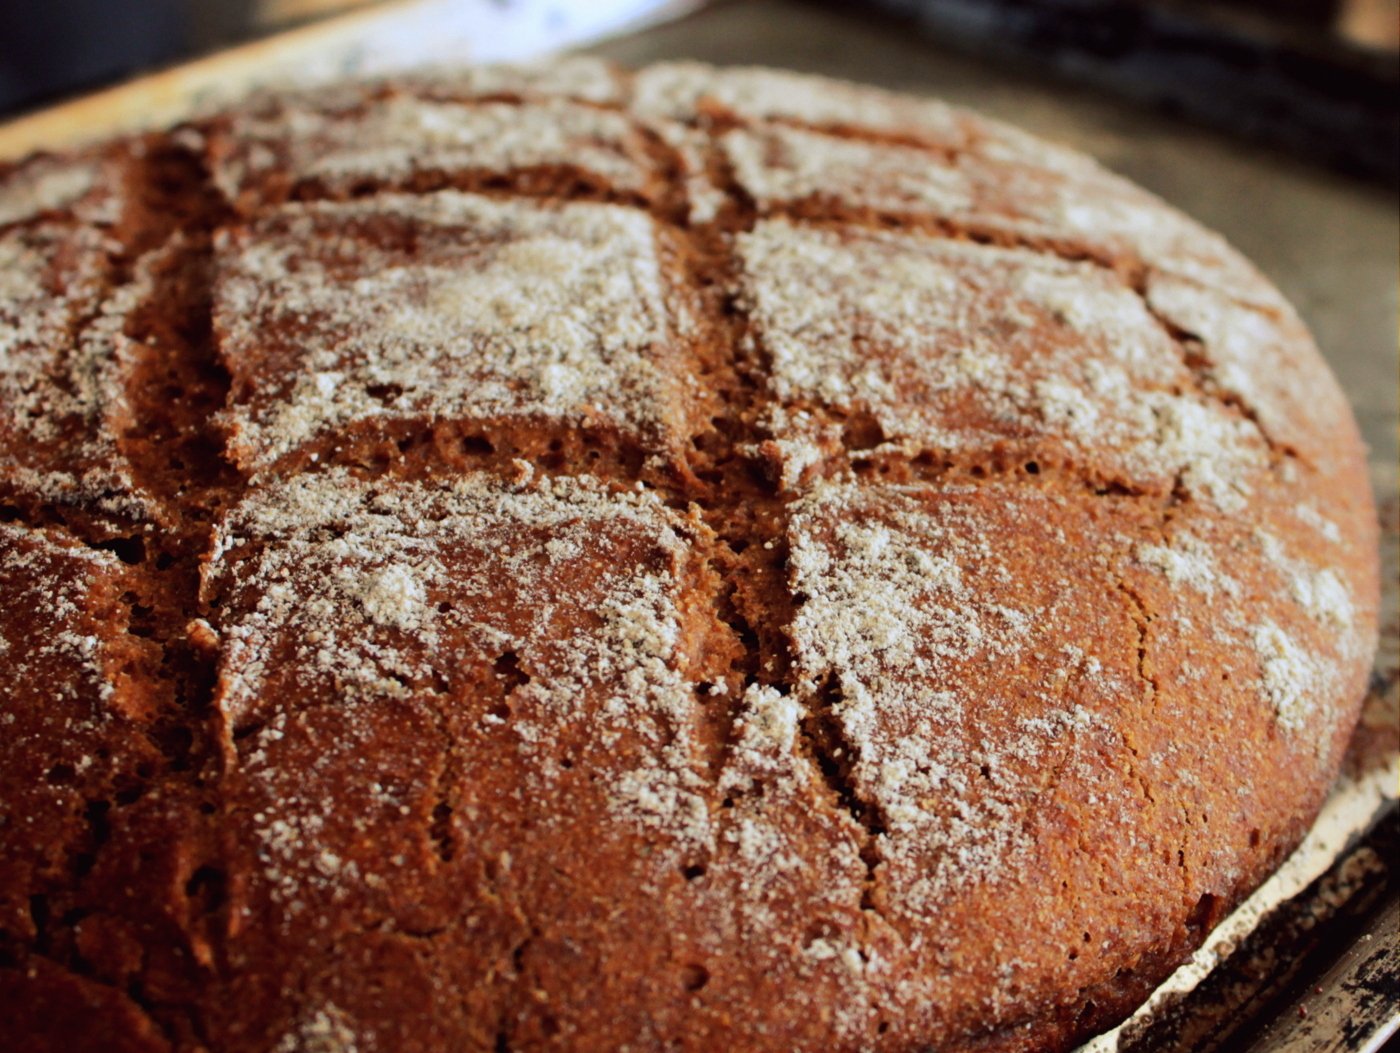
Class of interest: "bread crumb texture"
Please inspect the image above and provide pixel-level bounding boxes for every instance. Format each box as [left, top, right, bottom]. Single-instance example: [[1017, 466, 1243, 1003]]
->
[[0, 59, 1379, 1053]]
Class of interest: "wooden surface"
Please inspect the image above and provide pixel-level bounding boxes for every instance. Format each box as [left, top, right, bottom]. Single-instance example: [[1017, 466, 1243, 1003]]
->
[[0, 0, 697, 159], [2, 0, 1395, 1046]]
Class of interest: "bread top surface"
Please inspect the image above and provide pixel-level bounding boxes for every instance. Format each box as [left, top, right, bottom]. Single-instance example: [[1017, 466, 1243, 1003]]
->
[[0, 58, 1380, 1053]]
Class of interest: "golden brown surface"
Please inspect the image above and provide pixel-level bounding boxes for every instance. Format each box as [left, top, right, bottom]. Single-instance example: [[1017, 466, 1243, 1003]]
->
[[0, 59, 1380, 1052]]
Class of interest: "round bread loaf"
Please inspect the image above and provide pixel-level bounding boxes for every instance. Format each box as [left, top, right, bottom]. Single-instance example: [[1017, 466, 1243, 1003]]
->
[[0, 59, 1380, 1053]]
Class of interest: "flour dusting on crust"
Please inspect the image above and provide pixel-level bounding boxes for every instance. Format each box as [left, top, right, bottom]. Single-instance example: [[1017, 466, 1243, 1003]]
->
[[740, 220, 1269, 506], [215, 192, 701, 470]]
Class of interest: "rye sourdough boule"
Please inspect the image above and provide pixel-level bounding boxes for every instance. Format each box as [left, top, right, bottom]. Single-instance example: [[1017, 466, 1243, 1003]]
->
[[0, 59, 1380, 1053]]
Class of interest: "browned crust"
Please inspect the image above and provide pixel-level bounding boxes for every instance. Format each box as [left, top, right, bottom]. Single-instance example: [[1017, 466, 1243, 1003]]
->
[[0, 60, 1380, 1053]]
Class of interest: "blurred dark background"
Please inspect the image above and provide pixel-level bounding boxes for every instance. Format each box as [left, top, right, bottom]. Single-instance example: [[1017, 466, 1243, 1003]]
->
[[0, 0, 1397, 181], [860, 0, 1400, 182], [0, 0, 380, 114]]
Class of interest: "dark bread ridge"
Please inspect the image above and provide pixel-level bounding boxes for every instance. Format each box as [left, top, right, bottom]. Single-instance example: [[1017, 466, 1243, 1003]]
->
[[0, 59, 1380, 1053]]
